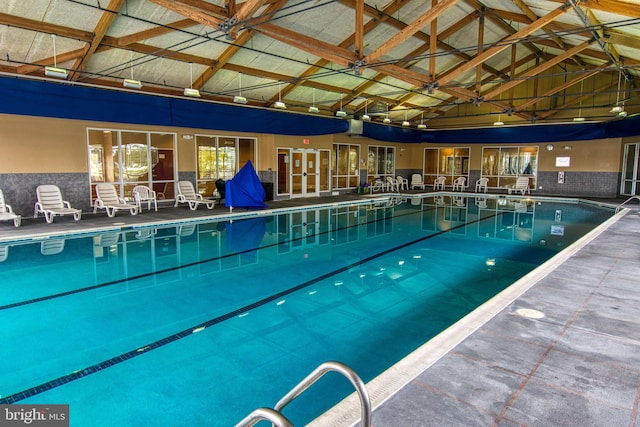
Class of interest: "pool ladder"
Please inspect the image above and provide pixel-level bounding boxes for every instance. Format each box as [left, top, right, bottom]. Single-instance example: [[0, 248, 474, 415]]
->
[[615, 195, 640, 213], [234, 361, 371, 427]]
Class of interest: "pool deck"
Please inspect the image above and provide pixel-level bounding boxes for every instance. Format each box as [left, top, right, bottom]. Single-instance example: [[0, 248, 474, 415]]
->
[[1, 193, 639, 426]]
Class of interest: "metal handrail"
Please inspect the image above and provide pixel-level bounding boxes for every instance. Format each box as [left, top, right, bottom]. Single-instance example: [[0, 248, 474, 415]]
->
[[275, 361, 371, 427], [235, 361, 371, 427], [615, 195, 640, 213], [234, 407, 293, 427]]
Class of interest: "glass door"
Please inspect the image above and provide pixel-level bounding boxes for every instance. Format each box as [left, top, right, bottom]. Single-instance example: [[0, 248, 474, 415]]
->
[[621, 143, 640, 195], [291, 149, 319, 198]]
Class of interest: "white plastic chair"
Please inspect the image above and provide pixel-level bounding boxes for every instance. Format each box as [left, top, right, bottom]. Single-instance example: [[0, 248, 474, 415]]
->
[[174, 181, 215, 210], [433, 176, 446, 190], [133, 185, 158, 212], [475, 177, 489, 193], [410, 174, 426, 190], [386, 176, 398, 192], [93, 183, 138, 217], [396, 175, 409, 191], [0, 189, 21, 227], [34, 185, 82, 223], [452, 177, 466, 191]]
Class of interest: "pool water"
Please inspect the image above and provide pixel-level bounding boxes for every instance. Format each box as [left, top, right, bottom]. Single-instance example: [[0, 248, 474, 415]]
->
[[0, 196, 614, 426]]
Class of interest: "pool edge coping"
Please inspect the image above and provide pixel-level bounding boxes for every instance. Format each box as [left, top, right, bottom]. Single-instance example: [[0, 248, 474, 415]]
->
[[308, 204, 627, 427]]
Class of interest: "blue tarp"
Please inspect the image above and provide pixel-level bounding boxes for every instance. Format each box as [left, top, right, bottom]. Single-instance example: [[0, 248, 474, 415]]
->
[[225, 160, 267, 210], [1, 75, 638, 142]]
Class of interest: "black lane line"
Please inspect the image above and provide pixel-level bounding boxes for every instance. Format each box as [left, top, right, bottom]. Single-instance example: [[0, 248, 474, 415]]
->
[[0, 206, 423, 311], [0, 209, 501, 404]]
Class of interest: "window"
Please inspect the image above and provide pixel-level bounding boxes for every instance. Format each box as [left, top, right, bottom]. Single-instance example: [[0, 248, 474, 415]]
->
[[332, 143, 360, 189], [422, 147, 469, 187], [481, 146, 538, 189], [367, 145, 395, 183], [195, 135, 257, 196], [87, 128, 176, 202]]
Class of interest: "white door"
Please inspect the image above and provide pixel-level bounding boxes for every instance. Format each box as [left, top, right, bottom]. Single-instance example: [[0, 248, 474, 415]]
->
[[291, 149, 320, 198]]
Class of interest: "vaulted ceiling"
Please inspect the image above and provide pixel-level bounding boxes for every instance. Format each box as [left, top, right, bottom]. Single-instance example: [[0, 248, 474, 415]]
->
[[1, 0, 639, 129]]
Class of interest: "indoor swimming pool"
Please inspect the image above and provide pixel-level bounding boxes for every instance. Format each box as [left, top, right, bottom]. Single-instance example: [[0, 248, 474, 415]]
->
[[0, 195, 615, 426]]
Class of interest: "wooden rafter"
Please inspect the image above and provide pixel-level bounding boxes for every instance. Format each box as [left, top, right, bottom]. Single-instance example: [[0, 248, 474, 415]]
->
[[482, 40, 594, 102], [515, 64, 609, 112], [365, 0, 460, 65], [70, 0, 128, 81], [436, 4, 570, 88]]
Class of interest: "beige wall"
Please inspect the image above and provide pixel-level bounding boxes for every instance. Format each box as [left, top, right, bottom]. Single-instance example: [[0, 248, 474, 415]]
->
[[0, 113, 625, 176]]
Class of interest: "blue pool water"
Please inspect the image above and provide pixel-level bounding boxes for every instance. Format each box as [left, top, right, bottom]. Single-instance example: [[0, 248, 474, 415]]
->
[[0, 196, 614, 426]]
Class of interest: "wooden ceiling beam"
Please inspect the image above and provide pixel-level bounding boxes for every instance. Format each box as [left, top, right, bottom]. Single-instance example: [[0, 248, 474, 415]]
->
[[482, 40, 594, 101], [70, 0, 127, 81], [114, 19, 197, 46], [537, 80, 614, 120], [0, 12, 94, 41], [436, 4, 570, 87], [516, 64, 609, 112], [547, 0, 640, 18], [365, 0, 461, 64], [148, 0, 224, 29]]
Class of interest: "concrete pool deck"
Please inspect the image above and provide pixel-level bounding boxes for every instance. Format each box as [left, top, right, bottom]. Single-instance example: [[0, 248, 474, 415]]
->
[[1, 193, 638, 426]]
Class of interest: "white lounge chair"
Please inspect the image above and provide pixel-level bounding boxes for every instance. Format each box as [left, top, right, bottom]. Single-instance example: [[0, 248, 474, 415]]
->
[[41, 239, 65, 255], [452, 176, 466, 191], [0, 189, 21, 227], [34, 184, 82, 223], [371, 179, 385, 192], [133, 185, 158, 212], [508, 177, 530, 195], [174, 181, 215, 210], [410, 174, 426, 190], [433, 176, 446, 190], [475, 177, 489, 193], [93, 183, 138, 217]]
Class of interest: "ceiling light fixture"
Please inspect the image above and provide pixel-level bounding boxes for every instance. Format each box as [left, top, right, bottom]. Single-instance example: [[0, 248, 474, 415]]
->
[[309, 88, 319, 113], [233, 72, 247, 104], [402, 110, 410, 127], [610, 69, 623, 114], [336, 94, 347, 117], [183, 62, 200, 98], [274, 82, 286, 109], [362, 99, 370, 121], [383, 103, 391, 123], [44, 34, 68, 79], [573, 79, 585, 122], [417, 112, 427, 129], [494, 82, 504, 126], [123, 51, 142, 89]]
